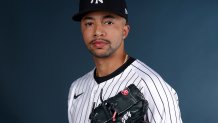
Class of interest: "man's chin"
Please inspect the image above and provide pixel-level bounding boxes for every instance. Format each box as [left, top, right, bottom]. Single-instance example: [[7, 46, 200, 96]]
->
[[92, 53, 111, 58], [89, 51, 111, 58]]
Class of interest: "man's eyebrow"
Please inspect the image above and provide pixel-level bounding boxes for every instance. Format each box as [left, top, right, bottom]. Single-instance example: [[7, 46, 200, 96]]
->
[[82, 16, 93, 20], [103, 15, 116, 19]]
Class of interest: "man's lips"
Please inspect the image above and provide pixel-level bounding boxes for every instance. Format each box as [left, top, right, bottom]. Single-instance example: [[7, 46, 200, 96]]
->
[[90, 39, 110, 48]]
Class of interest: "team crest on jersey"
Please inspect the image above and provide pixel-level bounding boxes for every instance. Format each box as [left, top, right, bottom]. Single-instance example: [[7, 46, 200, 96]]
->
[[90, 0, 103, 4]]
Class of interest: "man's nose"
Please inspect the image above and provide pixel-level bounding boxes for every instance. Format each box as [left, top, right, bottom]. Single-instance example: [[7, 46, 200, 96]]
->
[[94, 24, 106, 37]]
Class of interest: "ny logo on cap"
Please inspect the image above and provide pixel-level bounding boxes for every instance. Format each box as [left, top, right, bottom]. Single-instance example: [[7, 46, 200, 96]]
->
[[90, 0, 103, 4]]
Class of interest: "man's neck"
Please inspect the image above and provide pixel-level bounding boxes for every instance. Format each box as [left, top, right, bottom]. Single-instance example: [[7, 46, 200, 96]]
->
[[94, 53, 128, 77]]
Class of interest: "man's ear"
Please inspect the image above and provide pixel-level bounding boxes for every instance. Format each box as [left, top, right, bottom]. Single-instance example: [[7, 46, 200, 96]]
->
[[123, 24, 130, 40]]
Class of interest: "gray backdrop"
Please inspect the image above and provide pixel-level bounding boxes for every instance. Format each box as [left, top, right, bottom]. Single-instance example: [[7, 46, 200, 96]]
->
[[1, 0, 218, 123]]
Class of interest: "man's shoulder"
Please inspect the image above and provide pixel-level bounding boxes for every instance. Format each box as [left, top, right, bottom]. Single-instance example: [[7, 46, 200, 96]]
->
[[131, 59, 164, 82], [68, 69, 95, 100], [70, 69, 94, 87]]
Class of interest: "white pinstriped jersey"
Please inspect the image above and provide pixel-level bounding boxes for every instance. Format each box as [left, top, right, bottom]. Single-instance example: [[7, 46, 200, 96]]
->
[[68, 57, 183, 123]]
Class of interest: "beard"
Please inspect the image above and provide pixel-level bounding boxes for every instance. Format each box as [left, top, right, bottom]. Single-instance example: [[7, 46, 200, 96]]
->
[[87, 40, 122, 58], [88, 45, 117, 58]]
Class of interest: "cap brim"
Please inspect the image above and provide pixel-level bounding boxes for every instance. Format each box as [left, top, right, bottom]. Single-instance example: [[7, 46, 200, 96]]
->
[[72, 9, 127, 22]]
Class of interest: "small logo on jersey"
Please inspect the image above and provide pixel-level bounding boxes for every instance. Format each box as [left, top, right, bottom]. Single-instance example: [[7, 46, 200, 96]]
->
[[122, 111, 131, 123], [90, 0, 103, 4], [121, 89, 129, 96], [74, 92, 84, 99]]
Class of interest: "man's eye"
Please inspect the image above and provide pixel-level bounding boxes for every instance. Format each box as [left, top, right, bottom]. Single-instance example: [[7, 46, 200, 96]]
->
[[85, 22, 93, 26], [104, 21, 113, 25]]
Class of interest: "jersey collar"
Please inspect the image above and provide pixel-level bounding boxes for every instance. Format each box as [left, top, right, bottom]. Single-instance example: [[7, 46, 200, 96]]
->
[[94, 56, 135, 84]]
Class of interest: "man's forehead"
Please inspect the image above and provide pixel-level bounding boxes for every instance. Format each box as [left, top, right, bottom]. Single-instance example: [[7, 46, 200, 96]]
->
[[82, 11, 122, 20]]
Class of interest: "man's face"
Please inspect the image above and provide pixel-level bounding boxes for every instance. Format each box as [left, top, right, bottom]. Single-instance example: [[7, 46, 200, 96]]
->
[[80, 11, 130, 58]]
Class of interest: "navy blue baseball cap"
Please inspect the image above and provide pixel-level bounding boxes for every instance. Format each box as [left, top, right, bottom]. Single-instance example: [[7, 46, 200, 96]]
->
[[73, 0, 128, 21]]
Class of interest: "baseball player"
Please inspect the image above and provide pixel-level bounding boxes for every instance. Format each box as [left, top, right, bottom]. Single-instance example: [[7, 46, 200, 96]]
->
[[68, 0, 183, 123]]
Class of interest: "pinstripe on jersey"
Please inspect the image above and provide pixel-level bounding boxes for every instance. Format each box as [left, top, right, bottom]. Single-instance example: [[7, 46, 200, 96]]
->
[[68, 57, 183, 123]]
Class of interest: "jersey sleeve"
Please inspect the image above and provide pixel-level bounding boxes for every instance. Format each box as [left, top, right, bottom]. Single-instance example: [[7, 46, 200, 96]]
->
[[141, 78, 183, 123], [68, 81, 77, 123], [131, 60, 183, 123]]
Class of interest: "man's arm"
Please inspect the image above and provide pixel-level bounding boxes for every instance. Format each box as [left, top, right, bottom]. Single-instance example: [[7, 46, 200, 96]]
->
[[142, 79, 183, 123]]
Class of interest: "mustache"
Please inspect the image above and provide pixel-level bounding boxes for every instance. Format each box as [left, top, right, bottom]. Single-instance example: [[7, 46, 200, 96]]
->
[[90, 39, 110, 44]]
